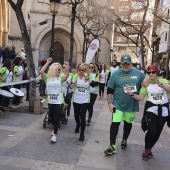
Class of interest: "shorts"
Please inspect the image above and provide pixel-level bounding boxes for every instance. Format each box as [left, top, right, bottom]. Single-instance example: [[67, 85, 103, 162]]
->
[[112, 109, 136, 123]]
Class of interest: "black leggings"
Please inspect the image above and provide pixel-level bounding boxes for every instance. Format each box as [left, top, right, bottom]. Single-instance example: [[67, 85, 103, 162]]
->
[[110, 121, 132, 145], [65, 92, 72, 116], [87, 93, 97, 120], [48, 104, 62, 134], [145, 112, 168, 149], [99, 83, 105, 96], [73, 102, 89, 135]]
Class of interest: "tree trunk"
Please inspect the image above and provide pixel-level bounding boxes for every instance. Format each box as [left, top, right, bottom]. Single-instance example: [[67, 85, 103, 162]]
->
[[14, 6, 36, 111], [83, 30, 86, 62], [69, 5, 76, 69]]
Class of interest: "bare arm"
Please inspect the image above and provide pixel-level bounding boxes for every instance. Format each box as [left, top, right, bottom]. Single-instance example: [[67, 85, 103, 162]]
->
[[126, 88, 146, 101], [157, 82, 170, 93], [40, 57, 52, 79]]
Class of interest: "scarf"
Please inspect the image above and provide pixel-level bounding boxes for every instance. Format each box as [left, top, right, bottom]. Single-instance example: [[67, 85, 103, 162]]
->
[[148, 77, 159, 84]]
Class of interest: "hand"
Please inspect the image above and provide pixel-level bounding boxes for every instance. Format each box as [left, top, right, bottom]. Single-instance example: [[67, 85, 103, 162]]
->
[[47, 57, 52, 64], [125, 87, 133, 96], [108, 103, 116, 113]]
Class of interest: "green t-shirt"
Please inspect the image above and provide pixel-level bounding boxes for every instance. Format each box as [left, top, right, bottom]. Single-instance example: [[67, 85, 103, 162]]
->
[[0, 67, 7, 83], [108, 67, 145, 112]]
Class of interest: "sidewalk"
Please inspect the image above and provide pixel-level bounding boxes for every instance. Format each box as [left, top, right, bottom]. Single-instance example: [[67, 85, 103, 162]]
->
[[0, 92, 170, 170]]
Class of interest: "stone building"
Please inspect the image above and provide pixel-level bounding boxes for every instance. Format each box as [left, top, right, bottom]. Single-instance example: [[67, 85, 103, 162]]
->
[[0, 0, 113, 68]]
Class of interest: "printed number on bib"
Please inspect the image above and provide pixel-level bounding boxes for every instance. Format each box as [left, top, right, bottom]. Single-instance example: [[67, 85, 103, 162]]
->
[[123, 83, 137, 93], [76, 87, 87, 95], [49, 94, 58, 101], [151, 93, 164, 102]]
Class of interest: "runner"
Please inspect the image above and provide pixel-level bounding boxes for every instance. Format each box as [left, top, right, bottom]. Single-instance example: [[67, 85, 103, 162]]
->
[[40, 58, 69, 143], [126, 65, 170, 161], [107, 60, 119, 81]]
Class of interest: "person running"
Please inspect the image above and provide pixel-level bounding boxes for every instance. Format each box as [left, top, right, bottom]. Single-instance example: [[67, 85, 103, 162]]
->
[[40, 57, 69, 143], [105, 65, 110, 89], [70, 63, 95, 141], [126, 65, 170, 161], [107, 60, 119, 81], [98, 63, 106, 99], [86, 63, 99, 126], [105, 54, 145, 155]]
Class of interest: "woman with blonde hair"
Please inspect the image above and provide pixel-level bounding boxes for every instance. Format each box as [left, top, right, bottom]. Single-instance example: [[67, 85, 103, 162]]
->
[[70, 63, 95, 141], [40, 58, 69, 143]]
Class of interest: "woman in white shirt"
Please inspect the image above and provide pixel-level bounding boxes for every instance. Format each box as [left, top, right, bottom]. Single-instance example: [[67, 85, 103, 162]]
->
[[40, 58, 69, 143], [71, 63, 95, 141]]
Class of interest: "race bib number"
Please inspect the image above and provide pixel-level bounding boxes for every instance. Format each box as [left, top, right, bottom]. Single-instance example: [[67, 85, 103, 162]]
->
[[48, 94, 59, 102], [151, 93, 164, 102], [76, 87, 87, 95], [123, 83, 137, 93]]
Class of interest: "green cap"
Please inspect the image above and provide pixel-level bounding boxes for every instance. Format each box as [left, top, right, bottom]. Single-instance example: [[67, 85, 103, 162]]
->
[[121, 55, 131, 64]]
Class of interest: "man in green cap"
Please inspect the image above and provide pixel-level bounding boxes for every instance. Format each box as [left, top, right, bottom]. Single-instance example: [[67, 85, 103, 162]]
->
[[104, 54, 145, 155]]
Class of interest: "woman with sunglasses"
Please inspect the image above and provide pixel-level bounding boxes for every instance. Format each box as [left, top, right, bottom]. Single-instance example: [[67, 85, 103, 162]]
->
[[71, 63, 95, 141], [86, 63, 99, 126], [40, 57, 69, 143], [126, 65, 170, 161], [98, 63, 106, 99]]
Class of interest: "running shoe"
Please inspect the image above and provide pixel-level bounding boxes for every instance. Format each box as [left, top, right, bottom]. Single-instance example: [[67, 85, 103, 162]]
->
[[142, 149, 151, 161], [79, 134, 85, 141], [86, 119, 91, 126], [104, 144, 116, 155], [0, 108, 6, 112], [121, 139, 127, 150], [98, 96, 102, 99], [51, 134, 57, 143]]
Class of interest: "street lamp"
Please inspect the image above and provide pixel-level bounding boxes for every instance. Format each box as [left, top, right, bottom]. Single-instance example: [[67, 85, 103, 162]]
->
[[151, 30, 158, 64], [85, 29, 91, 59], [49, 0, 61, 59]]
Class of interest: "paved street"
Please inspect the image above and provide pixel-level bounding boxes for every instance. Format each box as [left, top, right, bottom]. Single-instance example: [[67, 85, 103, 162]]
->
[[0, 90, 170, 170]]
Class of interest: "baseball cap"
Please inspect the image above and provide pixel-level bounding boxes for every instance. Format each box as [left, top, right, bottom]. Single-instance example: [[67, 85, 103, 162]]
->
[[121, 55, 131, 64]]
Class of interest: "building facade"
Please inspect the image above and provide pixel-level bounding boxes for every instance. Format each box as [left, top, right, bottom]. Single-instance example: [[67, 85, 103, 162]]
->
[[1, 0, 113, 68]]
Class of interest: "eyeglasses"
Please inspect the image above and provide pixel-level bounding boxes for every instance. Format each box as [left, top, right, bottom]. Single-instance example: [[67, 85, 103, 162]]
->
[[89, 67, 94, 69], [122, 63, 130, 66], [147, 71, 156, 75], [79, 69, 85, 72]]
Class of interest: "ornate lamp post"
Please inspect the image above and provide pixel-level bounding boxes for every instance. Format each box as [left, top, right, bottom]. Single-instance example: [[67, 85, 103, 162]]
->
[[151, 30, 158, 64], [49, 0, 61, 58]]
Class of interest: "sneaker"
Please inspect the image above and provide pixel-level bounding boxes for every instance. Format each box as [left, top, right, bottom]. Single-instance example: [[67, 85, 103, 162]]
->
[[104, 144, 116, 155], [98, 96, 102, 99], [142, 149, 151, 161], [121, 139, 127, 150], [79, 134, 85, 141], [86, 119, 91, 126], [75, 126, 79, 133], [148, 150, 153, 158], [51, 134, 57, 143]]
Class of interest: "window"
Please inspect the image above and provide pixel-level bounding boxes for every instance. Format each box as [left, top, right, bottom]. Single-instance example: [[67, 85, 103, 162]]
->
[[118, 47, 126, 51]]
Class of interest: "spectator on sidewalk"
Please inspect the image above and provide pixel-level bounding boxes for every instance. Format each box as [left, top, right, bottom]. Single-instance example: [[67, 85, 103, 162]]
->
[[126, 65, 170, 161], [105, 54, 145, 155], [0, 44, 3, 67]]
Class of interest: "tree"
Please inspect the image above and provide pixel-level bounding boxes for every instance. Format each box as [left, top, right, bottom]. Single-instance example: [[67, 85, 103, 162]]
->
[[8, 0, 36, 111], [113, 0, 153, 69]]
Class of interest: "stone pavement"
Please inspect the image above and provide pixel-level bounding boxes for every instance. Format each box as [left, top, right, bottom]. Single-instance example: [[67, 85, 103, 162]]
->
[[0, 90, 170, 170]]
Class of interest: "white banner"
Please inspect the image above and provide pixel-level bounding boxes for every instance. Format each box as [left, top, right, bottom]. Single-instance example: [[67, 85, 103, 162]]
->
[[137, 47, 143, 68], [85, 38, 100, 64]]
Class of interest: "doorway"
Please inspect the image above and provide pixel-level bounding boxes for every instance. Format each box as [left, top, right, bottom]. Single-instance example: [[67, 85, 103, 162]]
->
[[53, 42, 64, 65]]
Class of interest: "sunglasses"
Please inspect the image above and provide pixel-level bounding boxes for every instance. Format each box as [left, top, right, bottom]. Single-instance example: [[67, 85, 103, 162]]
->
[[147, 71, 156, 75], [122, 63, 130, 66], [58, 69, 61, 71], [79, 69, 85, 72], [89, 67, 94, 69]]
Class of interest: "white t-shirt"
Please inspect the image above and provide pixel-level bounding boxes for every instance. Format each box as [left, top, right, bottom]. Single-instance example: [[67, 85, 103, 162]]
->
[[16, 66, 24, 82], [46, 77, 63, 104], [147, 84, 168, 117], [6, 70, 13, 83], [110, 66, 119, 75], [90, 73, 97, 94], [99, 70, 106, 83], [73, 76, 90, 104]]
